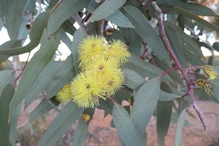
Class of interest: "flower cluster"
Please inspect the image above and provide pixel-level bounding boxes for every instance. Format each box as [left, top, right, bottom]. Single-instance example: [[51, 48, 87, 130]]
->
[[56, 36, 130, 108]]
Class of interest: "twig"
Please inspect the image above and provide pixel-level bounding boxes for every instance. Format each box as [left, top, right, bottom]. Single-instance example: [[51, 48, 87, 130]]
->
[[100, 19, 105, 37], [151, 0, 207, 130]]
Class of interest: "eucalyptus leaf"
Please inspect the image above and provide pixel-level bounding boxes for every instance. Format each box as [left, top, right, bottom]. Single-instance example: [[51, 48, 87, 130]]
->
[[131, 77, 160, 135], [10, 28, 61, 112], [37, 102, 84, 146]]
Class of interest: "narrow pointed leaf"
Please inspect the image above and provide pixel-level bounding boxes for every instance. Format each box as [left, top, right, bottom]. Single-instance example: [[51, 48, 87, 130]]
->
[[122, 54, 171, 82], [113, 103, 146, 146], [157, 100, 172, 146], [10, 28, 61, 111], [37, 102, 83, 146], [9, 103, 21, 146], [0, 84, 14, 146], [29, 98, 59, 122], [48, 0, 89, 35], [72, 119, 88, 146], [175, 109, 186, 146], [173, 7, 219, 32], [0, 11, 50, 55], [122, 6, 169, 63], [71, 27, 87, 74], [165, 25, 187, 68], [5, 0, 27, 40], [0, 70, 14, 95], [87, 0, 126, 23], [131, 77, 160, 135], [106, 10, 134, 28], [123, 69, 145, 90]]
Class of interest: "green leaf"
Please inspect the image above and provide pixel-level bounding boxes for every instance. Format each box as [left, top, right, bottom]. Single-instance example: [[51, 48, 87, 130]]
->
[[0, 70, 14, 95], [122, 54, 171, 82], [122, 6, 169, 63], [10, 28, 61, 112], [0, 40, 21, 63], [114, 89, 133, 104], [25, 56, 74, 108], [106, 10, 134, 28], [48, 0, 89, 35], [213, 42, 219, 52], [123, 69, 145, 90], [71, 27, 87, 74], [87, 0, 126, 23], [113, 103, 146, 146], [165, 21, 203, 57], [0, 84, 14, 146], [72, 118, 88, 146], [29, 98, 59, 122], [46, 67, 75, 99], [184, 49, 205, 66], [165, 25, 187, 68], [157, 0, 217, 16], [37, 102, 84, 146], [24, 61, 61, 108], [9, 103, 21, 146], [5, 0, 27, 39], [157, 99, 172, 146], [61, 20, 76, 35], [175, 109, 186, 146], [131, 77, 160, 135], [159, 91, 180, 101], [173, 7, 219, 32], [0, 11, 50, 55]]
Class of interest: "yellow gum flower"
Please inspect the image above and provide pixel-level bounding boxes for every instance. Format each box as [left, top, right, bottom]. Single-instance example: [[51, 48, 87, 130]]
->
[[104, 40, 130, 65], [195, 79, 214, 95], [56, 83, 72, 102], [78, 36, 106, 68], [202, 65, 219, 80], [71, 71, 106, 108]]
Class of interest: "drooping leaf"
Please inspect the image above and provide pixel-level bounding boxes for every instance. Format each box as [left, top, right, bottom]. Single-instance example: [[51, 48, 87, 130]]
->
[[157, 0, 217, 16], [24, 56, 74, 108], [173, 7, 219, 32], [0, 70, 14, 95], [106, 10, 134, 28], [157, 83, 173, 146], [61, 20, 76, 35], [0, 11, 50, 55], [165, 25, 187, 68], [113, 103, 146, 146], [0, 84, 14, 146], [37, 102, 84, 146], [123, 69, 145, 90], [72, 118, 88, 146], [122, 54, 171, 82], [48, 0, 89, 35], [71, 27, 87, 74], [175, 109, 186, 146], [184, 49, 205, 66], [159, 91, 180, 101], [87, 0, 126, 23], [9, 103, 21, 146], [0, 40, 21, 63], [10, 28, 61, 112], [5, 0, 28, 40], [131, 77, 160, 135], [45, 67, 75, 99], [29, 97, 59, 122], [122, 6, 169, 64], [157, 100, 173, 146]]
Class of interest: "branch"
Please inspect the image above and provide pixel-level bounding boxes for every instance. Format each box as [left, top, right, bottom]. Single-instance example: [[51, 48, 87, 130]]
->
[[151, 0, 207, 130]]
